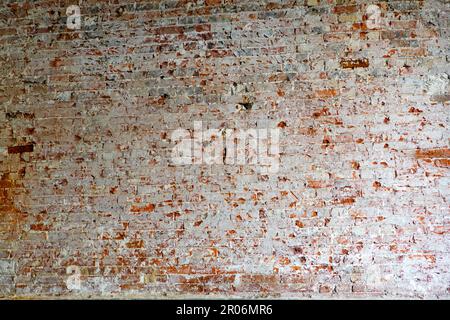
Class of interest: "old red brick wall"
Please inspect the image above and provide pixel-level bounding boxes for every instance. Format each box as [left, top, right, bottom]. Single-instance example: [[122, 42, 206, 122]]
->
[[0, 0, 449, 299]]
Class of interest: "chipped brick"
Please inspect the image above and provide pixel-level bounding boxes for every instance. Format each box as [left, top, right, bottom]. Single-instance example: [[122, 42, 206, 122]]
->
[[340, 58, 370, 69]]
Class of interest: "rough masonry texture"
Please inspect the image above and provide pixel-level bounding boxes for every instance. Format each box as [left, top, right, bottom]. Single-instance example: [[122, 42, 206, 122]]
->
[[0, 0, 449, 299]]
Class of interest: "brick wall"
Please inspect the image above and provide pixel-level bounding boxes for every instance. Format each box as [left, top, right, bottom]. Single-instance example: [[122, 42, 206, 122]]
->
[[0, 0, 449, 299]]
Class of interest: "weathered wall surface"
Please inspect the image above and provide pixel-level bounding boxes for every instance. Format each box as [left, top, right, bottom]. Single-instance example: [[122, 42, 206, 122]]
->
[[0, 0, 449, 299]]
